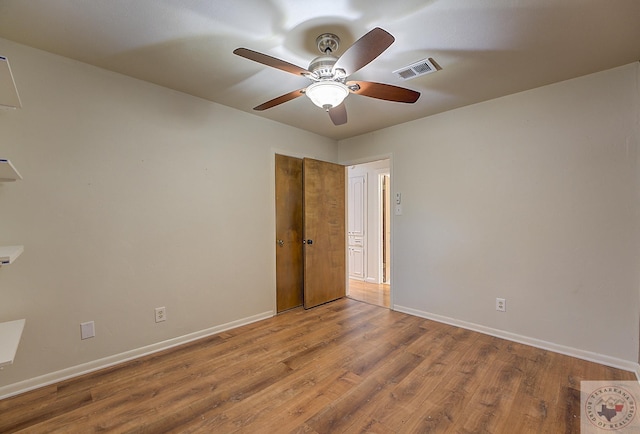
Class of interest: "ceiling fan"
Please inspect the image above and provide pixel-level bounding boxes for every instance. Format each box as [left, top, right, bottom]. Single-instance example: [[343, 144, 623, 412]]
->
[[233, 27, 420, 126]]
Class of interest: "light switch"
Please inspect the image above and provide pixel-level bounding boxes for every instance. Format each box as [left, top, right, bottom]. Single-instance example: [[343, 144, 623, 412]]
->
[[395, 204, 403, 215], [396, 192, 401, 204]]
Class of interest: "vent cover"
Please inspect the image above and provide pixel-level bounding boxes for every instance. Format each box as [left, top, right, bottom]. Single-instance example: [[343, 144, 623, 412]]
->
[[393, 57, 438, 81]]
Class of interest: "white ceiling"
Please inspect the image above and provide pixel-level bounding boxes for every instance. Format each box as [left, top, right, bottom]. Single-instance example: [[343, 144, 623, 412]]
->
[[0, 0, 638, 140]]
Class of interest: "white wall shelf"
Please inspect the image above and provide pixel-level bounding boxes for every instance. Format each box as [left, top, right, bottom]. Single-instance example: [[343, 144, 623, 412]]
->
[[1, 160, 24, 265], [0, 319, 25, 368], [0, 159, 22, 182], [0, 57, 25, 369], [0, 245, 24, 265], [0, 55, 22, 109]]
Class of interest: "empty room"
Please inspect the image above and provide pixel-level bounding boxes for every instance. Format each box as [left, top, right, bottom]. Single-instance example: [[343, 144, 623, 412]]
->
[[1, 1, 639, 432]]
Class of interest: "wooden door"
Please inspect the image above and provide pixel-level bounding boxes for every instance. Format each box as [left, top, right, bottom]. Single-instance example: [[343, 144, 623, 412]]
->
[[303, 158, 346, 308], [275, 154, 304, 312]]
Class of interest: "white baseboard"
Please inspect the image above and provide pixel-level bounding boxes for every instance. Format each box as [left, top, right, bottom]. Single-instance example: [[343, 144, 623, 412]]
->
[[0, 310, 274, 400], [394, 305, 640, 375]]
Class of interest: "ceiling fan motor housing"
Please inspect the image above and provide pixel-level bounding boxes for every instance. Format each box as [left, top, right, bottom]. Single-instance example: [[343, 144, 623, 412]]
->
[[309, 55, 339, 79]]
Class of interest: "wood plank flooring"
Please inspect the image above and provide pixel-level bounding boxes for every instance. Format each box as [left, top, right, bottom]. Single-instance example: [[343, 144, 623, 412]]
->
[[0, 298, 635, 433], [348, 279, 390, 308]]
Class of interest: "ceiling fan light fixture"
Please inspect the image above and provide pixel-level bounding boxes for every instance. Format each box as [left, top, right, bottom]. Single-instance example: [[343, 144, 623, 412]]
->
[[305, 81, 349, 110]]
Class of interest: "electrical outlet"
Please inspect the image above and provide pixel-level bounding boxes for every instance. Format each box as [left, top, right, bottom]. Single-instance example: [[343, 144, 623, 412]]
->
[[80, 321, 95, 339], [155, 307, 166, 323], [496, 298, 506, 312]]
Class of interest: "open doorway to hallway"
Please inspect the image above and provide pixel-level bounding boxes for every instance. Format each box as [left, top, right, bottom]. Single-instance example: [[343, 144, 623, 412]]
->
[[347, 159, 391, 308]]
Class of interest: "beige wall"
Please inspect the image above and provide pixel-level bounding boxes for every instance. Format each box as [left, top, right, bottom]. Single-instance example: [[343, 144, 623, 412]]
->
[[340, 62, 640, 367], [0, 38, 337, 394]]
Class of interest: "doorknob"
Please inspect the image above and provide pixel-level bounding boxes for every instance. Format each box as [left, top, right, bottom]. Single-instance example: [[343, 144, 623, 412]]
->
[[306, 239, 313, 245], [277, 239, 284, 247]]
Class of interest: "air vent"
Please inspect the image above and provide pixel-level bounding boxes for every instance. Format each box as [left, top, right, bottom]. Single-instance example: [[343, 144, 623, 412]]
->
[[393, 57, 438, 81]]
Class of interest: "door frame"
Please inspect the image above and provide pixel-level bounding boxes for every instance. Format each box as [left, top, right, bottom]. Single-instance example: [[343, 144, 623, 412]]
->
[[378, 170, 391, 285], [342, 153, 394, 309]]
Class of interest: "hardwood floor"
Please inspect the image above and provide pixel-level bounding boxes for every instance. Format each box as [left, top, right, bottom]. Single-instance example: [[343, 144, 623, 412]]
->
[[0, 298, 635, 433], [348, 279, 390, 308]]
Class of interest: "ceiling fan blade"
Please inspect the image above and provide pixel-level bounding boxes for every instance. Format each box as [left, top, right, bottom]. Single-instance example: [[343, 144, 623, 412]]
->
[[348, 81, 420, 103], [253, 89, 305, 111], [333, 28, 395, 76], [328, 103, 347, 125], [234, 48, 311, 76]]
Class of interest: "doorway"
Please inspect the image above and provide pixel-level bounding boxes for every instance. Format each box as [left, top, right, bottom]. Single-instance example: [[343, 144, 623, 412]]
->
[[275, 154, 346, 312], [347, 159, 391, 308]]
